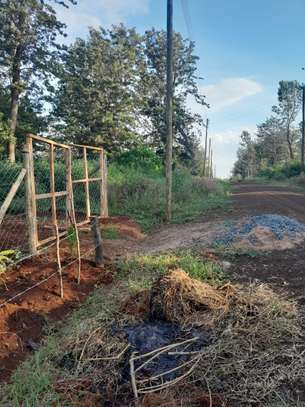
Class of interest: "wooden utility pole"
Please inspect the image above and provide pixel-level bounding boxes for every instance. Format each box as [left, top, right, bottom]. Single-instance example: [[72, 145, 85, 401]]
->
[[207, 137, 212, 178], [210, 149, 213, 178], [203, 118, 209, 176], [301, 84, 305, 176], [165, 0, 173, 221]]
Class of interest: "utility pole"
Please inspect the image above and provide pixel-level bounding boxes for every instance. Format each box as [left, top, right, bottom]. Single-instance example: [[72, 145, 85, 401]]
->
[[203, 118, 209, 176], [165, 0, 173, 221], [301, 83, 305, 176], [208, 137, 211, 178], [210, 149, 213, 178]]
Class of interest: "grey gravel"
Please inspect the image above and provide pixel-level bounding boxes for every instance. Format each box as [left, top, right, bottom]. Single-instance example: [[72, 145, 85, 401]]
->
[[217, 214, 305, 245]]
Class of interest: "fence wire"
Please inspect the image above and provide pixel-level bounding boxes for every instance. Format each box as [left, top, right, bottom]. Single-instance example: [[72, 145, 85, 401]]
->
[[0, 148, 105, 266]]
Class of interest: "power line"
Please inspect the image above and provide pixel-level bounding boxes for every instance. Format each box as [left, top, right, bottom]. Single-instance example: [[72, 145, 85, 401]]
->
[[180, 0, 193, 40]]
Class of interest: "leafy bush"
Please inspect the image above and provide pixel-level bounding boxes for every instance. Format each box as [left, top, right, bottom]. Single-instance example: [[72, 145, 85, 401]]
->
[[258, 160, 305, 180]]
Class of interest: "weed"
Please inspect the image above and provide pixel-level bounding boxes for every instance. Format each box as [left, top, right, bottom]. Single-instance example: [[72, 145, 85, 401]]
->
[[102, 227, 120, 240]]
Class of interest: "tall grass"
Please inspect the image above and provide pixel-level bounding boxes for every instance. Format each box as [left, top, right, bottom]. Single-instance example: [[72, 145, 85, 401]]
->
[[0, 155, 230, 230]]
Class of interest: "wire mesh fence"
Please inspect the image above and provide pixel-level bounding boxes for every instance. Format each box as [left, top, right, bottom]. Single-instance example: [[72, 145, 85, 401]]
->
[[0, 160, 28, 259], [0, 135, 108, 268]]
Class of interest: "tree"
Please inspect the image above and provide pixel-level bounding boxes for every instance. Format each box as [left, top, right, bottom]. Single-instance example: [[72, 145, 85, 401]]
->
[[256, 116, 287, 166], [139, 28, 207, 162], [233, 130, 257, 178], [272, 81, 302, 160], [0, 0, 75, 162], [52, 25, 143, 152]]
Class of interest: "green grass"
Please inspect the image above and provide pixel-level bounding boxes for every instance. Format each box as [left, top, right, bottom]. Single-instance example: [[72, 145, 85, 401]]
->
[[0, 251, 224, 406], [0, 156, 231, 232], [102, 227, 120, 239], [108, 164, 231, 230]]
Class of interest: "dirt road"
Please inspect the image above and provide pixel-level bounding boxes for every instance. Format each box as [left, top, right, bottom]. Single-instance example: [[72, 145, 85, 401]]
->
[[231, 182, 305, 221], [228, 182, 305, 303]]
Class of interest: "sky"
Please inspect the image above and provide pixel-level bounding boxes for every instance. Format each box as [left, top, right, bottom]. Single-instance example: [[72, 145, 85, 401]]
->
[[56, 0, 305, 177]]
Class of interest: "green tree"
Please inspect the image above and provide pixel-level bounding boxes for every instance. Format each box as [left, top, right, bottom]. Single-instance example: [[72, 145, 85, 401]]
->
[[139, 29, 207, 163], [52, 25, 143, 152], [0, 0, 75, 162], [272, 80, 302, 160]]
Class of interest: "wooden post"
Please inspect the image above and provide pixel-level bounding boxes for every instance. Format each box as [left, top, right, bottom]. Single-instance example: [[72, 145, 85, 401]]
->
[[65, 149, 73, 226], [49, 144, 56, 225], [83, 147, 91, 220], [65, 148, 81, 284], [100, 151, 108, 217], [91, 216, 103, 266], [0, 168, 26, 225], [23, 136, 38, 255]]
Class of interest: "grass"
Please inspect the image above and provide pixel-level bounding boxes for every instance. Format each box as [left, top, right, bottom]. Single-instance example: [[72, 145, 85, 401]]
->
[[102, 227, 120, 240], [0, 251, 224, 406], [108, 165, 231, 230]]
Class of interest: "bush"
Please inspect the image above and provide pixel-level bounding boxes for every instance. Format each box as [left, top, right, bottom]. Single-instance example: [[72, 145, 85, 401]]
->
[[258, 160, 305, 180]]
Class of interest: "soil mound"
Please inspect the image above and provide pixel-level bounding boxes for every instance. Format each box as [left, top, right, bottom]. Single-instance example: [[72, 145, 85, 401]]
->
[[218, 214, 305, 251]]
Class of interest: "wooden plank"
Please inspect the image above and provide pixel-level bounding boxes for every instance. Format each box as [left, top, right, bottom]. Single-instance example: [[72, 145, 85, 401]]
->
[[28, 133, 70, 150], [49, 144, 56, 225], [0, 168, 26, 225], [72, 177, 102, 184], [36, 191, 68, 200], [37, 230, 67, 247], [83, 147, 91, 220], [70, 143, 104, 151], [24, 136, 38, 255]]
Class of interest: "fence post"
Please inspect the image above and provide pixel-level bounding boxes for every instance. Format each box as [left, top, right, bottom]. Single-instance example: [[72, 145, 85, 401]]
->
[[91, 216, 103, 266], [100, 151, 108, 217], [23, 135, 38, 255], [65, 148, 73, 225], [83, 147, 91, 220]]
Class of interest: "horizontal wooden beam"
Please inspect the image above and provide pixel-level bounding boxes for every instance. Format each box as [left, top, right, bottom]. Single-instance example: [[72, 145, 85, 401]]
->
[[28, 134, 70, 150], [72, 177, 102, 184], [36, 191, 68, 200], [70, 143, 104, 152]]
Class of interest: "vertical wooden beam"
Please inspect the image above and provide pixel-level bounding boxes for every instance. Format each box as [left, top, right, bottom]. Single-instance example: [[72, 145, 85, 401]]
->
[[49, 144, 56, 225], [100, 151, 108, 217], [83, 147, 91, 220], [65, 148, 73, 226], [23, 135, 38, 255]]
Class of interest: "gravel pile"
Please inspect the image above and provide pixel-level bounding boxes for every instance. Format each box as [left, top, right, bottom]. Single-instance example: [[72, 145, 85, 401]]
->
[[218, 214, 305, 245]]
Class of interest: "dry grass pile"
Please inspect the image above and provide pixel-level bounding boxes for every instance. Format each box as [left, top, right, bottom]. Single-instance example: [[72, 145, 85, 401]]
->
[[51, 272, 305, 406], [150, 268, 236, 325], [148, 269, 305, 405]]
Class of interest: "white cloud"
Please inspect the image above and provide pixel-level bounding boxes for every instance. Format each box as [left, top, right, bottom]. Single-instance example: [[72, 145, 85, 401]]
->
[[202, 77, 263, 112], [56, 0, 149, 40]]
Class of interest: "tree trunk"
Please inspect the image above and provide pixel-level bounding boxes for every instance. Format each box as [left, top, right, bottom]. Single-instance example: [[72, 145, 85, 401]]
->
[[286, 125, 294, 160], [9, 46, 22, 163]]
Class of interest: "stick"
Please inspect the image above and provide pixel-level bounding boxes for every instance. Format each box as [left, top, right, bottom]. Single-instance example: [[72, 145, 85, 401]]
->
[[0, 168, 26, 225]]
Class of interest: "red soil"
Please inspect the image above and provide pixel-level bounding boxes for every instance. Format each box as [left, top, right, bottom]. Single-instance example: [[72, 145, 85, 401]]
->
[[0, 216, 143, 382]]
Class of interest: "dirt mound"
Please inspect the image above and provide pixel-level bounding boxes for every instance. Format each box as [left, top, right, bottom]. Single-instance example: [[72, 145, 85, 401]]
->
[[150, 269, 235, 324], [218, 214, 305, 251]]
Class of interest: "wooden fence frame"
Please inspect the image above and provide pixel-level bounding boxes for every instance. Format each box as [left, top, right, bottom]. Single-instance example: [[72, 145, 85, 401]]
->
[[23, 134, 108, 255]]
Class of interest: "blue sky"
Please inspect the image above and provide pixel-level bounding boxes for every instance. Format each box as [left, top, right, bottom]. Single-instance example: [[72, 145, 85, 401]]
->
[[56, 0, 305, 177]]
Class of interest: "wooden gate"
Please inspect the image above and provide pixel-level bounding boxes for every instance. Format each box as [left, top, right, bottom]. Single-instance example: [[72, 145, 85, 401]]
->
[[23, 134, 108, 255]]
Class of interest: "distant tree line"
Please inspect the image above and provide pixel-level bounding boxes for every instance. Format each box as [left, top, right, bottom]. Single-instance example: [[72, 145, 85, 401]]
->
[[0, 0, 208, 171], [233, 81, 303, 178]]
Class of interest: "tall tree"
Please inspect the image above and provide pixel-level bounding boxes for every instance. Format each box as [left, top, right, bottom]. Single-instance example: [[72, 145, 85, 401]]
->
[[52, 25, 143, 152], [272, 80, 302, 160], [139, 28, 207, 162], [0, 0, 75, 162]]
